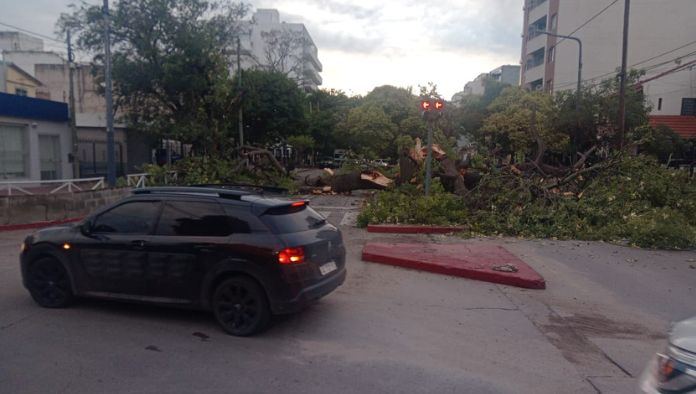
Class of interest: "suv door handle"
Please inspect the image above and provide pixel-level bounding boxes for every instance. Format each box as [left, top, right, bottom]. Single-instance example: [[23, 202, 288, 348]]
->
[[131, 240, 147, 249], [193, 244, 214, 253]]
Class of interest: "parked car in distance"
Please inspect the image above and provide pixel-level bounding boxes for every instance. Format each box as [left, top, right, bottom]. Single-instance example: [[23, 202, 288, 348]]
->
[[372, 159, 389, 168], [317, 157, 335, 168], [638, 316, 696, 393], [19, 186, 347, 336]]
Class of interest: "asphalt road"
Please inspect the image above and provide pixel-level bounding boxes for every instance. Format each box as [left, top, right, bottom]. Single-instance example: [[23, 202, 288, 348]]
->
[[1, 193, 694, 393]]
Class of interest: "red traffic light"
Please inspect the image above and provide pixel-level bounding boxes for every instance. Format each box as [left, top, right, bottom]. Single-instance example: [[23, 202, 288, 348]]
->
[[420, 100, 431, 111], [434, 100, 445, 110]]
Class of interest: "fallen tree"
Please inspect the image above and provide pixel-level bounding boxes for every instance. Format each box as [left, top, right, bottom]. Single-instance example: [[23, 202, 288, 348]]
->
[[292, 167, 393, 194]]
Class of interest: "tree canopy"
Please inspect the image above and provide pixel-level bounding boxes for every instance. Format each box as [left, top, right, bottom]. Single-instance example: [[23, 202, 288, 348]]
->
[[58, 0, 250, 153]]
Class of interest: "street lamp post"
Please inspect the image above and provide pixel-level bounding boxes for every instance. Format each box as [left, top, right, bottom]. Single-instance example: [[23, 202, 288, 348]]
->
[[535, 30, 582, 112], [535, 29, 583, 160]]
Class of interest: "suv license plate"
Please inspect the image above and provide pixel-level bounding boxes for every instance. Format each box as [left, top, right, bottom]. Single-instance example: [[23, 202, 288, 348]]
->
[[319, 261, 337, 276]]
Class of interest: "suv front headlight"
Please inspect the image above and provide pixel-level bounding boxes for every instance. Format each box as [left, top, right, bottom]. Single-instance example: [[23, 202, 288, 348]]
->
[[654, 346, 696, 393]]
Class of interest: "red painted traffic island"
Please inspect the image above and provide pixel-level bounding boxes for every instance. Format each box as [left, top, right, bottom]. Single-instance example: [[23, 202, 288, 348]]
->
[[0, 217, 82, 233], [361, 242, 546, 289], [367, 224, 466, 234]]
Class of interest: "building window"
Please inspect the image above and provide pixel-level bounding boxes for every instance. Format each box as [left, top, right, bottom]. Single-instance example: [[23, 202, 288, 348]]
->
[[550, 14, 558, 31], [15, 88, 28, 96], [0, 125, 27, 179], [529, 79, 543, 91], [658, 98, 663, 111], [526, 47, 545, 69], [547, 46, 555, 63], [528, 0, 547, 10], [681, 98, 696, 116], [528, 16, 547, 39]]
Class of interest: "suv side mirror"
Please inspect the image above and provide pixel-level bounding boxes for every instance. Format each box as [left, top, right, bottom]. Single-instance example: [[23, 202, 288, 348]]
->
[[80, 219, 93, 235]]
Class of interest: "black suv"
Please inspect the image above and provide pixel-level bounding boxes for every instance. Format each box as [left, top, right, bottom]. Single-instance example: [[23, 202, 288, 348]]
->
[[19, 186, 346, 336]]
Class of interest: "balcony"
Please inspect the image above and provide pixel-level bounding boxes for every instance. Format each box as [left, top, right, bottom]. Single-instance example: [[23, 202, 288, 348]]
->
[[303, 66, 322, 85], [304, 45, 322, 71], [526, 34, 546, 54], [528, 1, 548, 25], [524, 65, 544, 87]]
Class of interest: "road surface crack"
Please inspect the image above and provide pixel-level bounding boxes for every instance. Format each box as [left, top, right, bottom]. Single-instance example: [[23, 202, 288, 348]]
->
[[0, 314, 34, 330]]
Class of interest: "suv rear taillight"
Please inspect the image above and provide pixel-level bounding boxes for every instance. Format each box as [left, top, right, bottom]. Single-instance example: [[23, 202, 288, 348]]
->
[[278, 247, 305, 264]]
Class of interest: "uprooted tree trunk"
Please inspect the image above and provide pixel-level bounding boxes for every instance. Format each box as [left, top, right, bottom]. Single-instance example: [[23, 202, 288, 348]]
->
[[397, 138, 472, 195], [292, 168, 393, 193]]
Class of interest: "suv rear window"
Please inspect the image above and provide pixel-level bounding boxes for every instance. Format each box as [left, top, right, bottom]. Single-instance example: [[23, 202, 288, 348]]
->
[[261, 205, 326, 233]]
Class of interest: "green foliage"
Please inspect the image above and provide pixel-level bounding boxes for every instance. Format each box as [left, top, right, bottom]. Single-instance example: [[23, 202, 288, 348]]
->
[[142, 156, 297, 193], [357, 181, 468, 227], [336, 104, 397, 158], [286, 135, 315, 151], [307, 89, 358, 157], [633, 124, 689, 162], [482, 87, 568, 154], [553, 70, 649, 151], [235, 69, 309, 145], [59, 0, 249, 153], [359, 155, 696, 250], [363, 85, 418, 126]]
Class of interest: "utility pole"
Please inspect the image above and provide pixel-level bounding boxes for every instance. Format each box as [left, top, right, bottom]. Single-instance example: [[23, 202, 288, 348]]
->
[[67, 30, 79, 179], [103, 0, 116, 187], [237, 36, 244, 148], [618, 0, 631, 148]]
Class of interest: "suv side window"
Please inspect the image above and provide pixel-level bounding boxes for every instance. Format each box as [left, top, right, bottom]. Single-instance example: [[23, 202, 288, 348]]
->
[[92, 201, 161, 234], [156, 201, 232, 237], [223, 206, 269, 233]]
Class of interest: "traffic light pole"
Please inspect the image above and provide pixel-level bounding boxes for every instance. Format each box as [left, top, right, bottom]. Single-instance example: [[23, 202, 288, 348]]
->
[[424, 118, 434, 197], [420, 99, 444, 197]]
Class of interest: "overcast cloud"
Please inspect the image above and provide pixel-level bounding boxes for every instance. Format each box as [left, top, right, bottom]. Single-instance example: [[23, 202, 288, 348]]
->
[[0, 0, 523, 99]]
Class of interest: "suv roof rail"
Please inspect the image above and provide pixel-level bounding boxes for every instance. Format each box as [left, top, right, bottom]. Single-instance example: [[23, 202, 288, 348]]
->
[[132, 186, 252, 199], [190, 183, 289, 195]]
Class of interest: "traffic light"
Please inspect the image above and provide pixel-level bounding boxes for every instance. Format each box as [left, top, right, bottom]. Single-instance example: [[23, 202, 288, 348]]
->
[[420, 100, 431, 111], [434, 100, 444, 111]]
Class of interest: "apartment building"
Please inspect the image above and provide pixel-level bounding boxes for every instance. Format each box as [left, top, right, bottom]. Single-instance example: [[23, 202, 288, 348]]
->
[[520, 0, 696, 117], [452, 65, 520, 103], [0, 31, 43, 52], [0, 61, 43, 98], [235, 9, 323, 92]]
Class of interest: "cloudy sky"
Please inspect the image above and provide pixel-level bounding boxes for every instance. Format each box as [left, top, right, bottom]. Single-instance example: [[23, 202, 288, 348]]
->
[[1, 0, 523, 99]]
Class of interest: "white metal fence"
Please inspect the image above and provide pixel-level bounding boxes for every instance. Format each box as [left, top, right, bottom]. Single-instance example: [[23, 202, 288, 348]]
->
[[126, 171, 178, 188], [0, 177, 106, 196], [0, 171, 182, 196]]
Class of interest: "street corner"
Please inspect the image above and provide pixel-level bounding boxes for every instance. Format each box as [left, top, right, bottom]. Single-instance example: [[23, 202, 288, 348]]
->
[[361, 242, 546, 289]]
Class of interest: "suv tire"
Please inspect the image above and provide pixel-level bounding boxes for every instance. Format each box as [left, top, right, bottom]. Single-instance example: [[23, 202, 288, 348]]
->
[[27, 257, 74, 308], [212, 276, 271, 336]]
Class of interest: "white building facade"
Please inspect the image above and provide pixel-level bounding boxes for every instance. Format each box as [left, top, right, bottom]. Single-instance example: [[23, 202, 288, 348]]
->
[[520, 0, 696, 116], [453, 65, 520, 102], [0, 93, 73, 181], [235, 9, 322, 91], [0, 32, 43, 52]]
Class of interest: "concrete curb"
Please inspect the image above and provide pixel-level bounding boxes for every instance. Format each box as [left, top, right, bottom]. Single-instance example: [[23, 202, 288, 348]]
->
[[367, 224, 466, 234], [0, 218, 82, 233], [362, 242, 546, 289]]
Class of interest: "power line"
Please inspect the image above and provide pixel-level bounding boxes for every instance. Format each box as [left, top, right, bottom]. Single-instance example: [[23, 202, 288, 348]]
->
[[633, 39, 696, 68], [554, 49, 696, 89], [0, 20, 64, 44]]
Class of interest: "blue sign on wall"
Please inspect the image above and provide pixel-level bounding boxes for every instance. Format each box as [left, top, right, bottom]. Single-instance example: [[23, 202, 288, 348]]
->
[[0, 92, 69, 122]]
